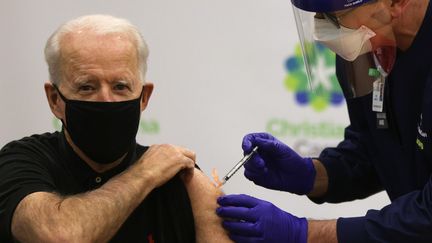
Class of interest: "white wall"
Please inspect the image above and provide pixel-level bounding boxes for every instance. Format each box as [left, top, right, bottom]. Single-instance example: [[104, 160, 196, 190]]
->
[[0, 0, 389, 219]]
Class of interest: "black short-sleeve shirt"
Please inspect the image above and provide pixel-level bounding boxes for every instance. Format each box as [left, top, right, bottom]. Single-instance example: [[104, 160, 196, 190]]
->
[[0, 132, 195, 242]]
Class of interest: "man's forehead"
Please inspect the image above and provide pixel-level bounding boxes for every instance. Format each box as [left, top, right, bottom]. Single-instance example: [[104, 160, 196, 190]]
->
[[60, 32, 137, 61], [58, 31, 140, 82], [62, 30, 134, 49]]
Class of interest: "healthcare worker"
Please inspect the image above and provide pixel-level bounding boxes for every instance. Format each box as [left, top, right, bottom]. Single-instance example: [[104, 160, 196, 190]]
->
[[217, 0, 432, 242]]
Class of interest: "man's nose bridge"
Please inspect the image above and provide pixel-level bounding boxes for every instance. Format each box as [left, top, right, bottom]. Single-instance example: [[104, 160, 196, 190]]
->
[[98, 85, 115, 101]]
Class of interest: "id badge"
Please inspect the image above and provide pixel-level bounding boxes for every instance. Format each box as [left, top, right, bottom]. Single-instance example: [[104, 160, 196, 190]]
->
[[372, 78, 385, 112]]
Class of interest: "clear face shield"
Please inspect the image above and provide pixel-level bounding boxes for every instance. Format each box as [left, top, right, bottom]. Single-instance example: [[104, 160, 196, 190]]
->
[[291, 0, 397, 98]]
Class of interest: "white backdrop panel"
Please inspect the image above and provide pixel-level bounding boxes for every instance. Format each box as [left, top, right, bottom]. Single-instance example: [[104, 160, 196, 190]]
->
[[0, 0, 389, 219]]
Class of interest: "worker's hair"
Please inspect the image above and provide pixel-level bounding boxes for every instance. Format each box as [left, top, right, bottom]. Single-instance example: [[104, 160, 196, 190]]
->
[[44, 14, 149, 85]]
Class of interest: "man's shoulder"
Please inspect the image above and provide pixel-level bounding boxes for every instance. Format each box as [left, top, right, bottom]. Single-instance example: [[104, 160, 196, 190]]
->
[[0, 131, 61, 157], [135, 143, 149, 158]]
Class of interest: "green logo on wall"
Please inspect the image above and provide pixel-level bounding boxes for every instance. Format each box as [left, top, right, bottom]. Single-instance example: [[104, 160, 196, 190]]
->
[[264, 44, 347, 140], [266, 118, 344, 139], [284, 43, 344, 111]]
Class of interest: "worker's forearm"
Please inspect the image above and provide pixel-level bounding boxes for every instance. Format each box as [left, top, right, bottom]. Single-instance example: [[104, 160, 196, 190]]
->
[[12, 163, 156, 243], [308, 219, 338, 243], [182, 169, 233, 243], [308, 159, 329, 198]]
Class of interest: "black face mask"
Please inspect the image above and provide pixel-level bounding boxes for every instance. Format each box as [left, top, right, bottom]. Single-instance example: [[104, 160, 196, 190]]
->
[[55, 86, 143, 164]]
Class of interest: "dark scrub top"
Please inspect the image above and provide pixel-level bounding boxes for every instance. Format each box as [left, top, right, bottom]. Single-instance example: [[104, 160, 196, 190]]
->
[[0, 131, 195, 242], [313, 2, 432, 242]]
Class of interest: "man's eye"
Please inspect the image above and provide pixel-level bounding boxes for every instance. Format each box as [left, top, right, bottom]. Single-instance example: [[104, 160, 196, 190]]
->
[[114, 84, 130, 90], [78, 85, 94, 91]]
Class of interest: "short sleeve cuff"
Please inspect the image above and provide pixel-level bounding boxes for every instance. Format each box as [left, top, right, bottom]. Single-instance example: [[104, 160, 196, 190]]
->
[[1, 186, 53, 241], [337, 216, 368, 243]]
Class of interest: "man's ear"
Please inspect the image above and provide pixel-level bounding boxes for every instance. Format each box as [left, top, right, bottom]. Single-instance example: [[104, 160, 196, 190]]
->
[[390, 0, 411, 18], [44, 82, 65, 120], [140, 82, 154, 111]]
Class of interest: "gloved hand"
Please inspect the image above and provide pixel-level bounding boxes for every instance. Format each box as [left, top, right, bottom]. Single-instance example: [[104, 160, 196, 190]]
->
[[216, 194, 308, 243], [242, 133, 316, 195]]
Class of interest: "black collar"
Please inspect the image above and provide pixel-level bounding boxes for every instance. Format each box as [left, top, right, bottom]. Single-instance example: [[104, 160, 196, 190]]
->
[[58, 130, 137, 189]]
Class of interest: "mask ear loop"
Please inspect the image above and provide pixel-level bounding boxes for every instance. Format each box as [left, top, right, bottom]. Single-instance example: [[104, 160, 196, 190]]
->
[[51, 84, 71, 132], [138, 85, 145, 99], [52, 84, 70, 103]]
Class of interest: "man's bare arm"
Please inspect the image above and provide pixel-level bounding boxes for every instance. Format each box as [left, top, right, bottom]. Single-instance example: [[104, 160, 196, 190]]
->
[[182, 168, 233, 243], [306, 160, 337, 242], [308, 159, 329, 198], [11, 144, 195, 243], [308, 219, 338, 243]]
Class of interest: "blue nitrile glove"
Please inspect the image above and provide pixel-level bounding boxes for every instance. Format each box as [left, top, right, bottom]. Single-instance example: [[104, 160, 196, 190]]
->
[[242, 133, 316, 195], [216, 194, 308, 243]]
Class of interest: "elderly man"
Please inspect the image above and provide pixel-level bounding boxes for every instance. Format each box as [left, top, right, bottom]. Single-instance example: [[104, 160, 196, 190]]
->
[[0, 15, 230, 243], [217, 0, 432, 242]]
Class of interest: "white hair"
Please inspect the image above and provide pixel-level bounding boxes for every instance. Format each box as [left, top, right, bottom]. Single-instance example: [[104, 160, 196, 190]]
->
[[44, 14, 149, 85]]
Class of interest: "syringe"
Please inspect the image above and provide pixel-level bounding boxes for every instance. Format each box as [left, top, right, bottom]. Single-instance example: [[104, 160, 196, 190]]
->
[[221, 146, 258, 185]]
